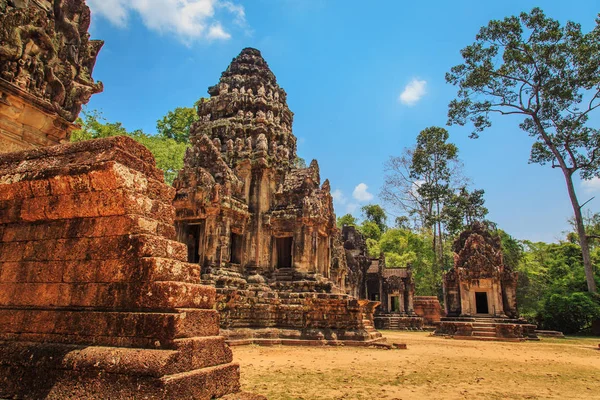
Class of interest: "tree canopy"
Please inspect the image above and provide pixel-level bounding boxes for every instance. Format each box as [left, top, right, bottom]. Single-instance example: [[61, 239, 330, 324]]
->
[[446, 7, 600, 292], [72, 109, 189, 185]]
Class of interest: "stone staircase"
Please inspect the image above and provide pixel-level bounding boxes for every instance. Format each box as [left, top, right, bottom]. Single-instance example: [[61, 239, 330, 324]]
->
[[362, 312, 384, 341], [470, 318, 499, 339], [435, 316, 539, 342]]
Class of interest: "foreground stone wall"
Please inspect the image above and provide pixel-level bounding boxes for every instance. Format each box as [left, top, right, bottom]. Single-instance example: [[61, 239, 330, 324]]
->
[[414, 296, 444, 327], [0, 137, 252, 399]]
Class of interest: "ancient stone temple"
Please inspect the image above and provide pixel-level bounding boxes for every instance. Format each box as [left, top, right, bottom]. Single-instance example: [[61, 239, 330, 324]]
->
[[173, 48, 382, 345], [365, 255, 423, 330], [435, 222, 537, 341], [0, 0, 103, 152]]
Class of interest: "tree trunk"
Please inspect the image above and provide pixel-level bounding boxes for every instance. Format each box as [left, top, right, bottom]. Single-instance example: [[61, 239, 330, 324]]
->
[[436, 201, 444, 267], [563, 170, 597, 293]]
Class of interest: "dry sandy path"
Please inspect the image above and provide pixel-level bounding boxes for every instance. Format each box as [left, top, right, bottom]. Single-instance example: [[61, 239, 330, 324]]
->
[[232, 331, 600, 400]]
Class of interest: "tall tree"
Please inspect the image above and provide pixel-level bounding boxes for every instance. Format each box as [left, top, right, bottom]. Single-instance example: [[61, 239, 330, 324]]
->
[[409, 127, 460, 268], [446, 8, 600, 292], [381, 148, 431, 228], [442, 187, 488, 236], [361, 204, 388, 233]]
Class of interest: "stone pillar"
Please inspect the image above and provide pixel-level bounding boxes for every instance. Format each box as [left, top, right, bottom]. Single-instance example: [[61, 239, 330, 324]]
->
[[398, 290, 406, 314], [406, 284, 415, 315]]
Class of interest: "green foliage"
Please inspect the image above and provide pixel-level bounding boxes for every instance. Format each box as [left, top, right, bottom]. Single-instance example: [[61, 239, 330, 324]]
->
[[336, 213, 358, 229], [361, 204, 388, 233], [377, 228, 440, 296], [156, 105, 199, 143], [539, 292, 600, 334], [394, 216, 411, 230], [72, 109, 189, 185], [498, 229, 523, 271], [359, 221, 382, 241], [442, 187, 488, 236], [516, 238, 600, 332], [365, 238, 380, 259], [132, 133, 188, 185]]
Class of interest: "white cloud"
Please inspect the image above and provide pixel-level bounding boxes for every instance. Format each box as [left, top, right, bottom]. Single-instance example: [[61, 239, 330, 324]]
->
[[352, 183, 374, 202], [581, 177, 600, 193], [88, 0, 246, 43], [399, 78, 427, 106]]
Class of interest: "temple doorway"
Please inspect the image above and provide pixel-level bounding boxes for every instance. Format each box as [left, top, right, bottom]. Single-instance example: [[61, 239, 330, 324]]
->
[[230, 233, 242, 264], [475, 292, 489, 314], [276, 237, 293, 268], [390, 296, 400, 312], [186, 224, 201, 264]]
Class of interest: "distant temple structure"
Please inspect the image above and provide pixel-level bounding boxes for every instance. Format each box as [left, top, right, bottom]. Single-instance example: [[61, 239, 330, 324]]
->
[[173, 48, 382, 344], [0, 0, 103, 152], [341, 226, 425, 330], [435, 222, 537, 340], [366, 255, 423, 330]]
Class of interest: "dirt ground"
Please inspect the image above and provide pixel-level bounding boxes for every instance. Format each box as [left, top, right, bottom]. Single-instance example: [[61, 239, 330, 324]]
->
[[232, 331, 600, 400]]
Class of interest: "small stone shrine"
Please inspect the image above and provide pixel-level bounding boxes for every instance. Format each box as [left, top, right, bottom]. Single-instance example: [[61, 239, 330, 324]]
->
[[173, 48, 382, 345], [435, 222, 537, 340], [365, 255, 423, 330]]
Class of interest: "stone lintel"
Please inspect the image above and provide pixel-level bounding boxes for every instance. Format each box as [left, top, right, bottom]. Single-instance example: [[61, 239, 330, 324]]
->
[[0, 79, 75, 153]]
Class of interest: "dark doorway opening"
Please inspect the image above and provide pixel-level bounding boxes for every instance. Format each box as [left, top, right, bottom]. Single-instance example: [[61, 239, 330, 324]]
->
[[230, 233, 242, 264], [186, 225, 201, 264], [276, 237, 293, 268], [390, 296, 400, 312], [475, 292, 489, 314]]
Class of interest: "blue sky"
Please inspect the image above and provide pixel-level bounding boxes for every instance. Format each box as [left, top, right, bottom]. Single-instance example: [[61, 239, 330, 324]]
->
[[86, 0, 600, 243]]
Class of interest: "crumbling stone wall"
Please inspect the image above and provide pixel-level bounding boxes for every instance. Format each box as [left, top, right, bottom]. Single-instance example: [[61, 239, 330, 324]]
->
[[0, 137, 254, 399], [414, 296, 444, 327]]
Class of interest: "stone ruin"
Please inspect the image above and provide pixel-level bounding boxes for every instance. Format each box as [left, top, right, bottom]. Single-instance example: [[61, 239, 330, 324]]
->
[[0, 0, 103, 152], [365, 255, 423, 330], [0, 1, 263, 398], [435, 222, 537, 341], [173, 48, 383, 345], [0, 137, 261, 399], [340, 225, 371, 299], [341, 225, 427, 330], [413, 296, 444, 328]]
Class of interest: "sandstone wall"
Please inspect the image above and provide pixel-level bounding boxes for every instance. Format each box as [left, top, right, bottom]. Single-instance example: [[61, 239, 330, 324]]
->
[[0, 137, 248, 399], [217, 289, 380, 342], [414, 296, 444, 327]]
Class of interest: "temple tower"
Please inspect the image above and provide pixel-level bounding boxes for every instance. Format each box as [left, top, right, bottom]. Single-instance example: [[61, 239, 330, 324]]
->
[[173, 48, 382, 344], [174, 48, 336, 285]]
